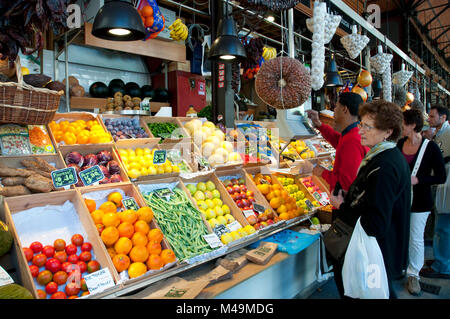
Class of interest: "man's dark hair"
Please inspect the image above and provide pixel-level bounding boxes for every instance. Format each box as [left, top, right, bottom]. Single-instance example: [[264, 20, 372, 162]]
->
[[430, 105, 449, 120], [403, 108, 424, 133], [338, 92, 363, 117]]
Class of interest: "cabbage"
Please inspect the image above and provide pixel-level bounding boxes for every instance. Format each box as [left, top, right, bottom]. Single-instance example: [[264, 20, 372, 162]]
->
[[65, 152, 84, 167]]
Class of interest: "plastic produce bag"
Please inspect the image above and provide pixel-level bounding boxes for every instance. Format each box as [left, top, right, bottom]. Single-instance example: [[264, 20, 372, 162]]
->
[[435, 163, 450, 214], [342, 218, 389, 299]]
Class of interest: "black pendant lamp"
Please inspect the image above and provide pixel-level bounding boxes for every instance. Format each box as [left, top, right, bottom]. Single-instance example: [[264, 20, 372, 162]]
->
[[324, 54, 343, 87], [208, 4, 246, 62], [92, 0, 146, 41], [372, 78, 383, 98]]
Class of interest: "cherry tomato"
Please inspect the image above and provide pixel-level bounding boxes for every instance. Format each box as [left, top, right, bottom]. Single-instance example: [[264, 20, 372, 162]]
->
[[30, 241, 43, 254], [36, 289, 46, 299], [50, 291, 67, 299], [87, 260, 100, 273], [53, 271, 68, 286], [65, 244, 77, 256], [23, 247, 34, 262], [71, 234, 84, 246], [45, 258, 61, 273], [79, 251, 92, 263], [53, 239, 66, 251], [53, 251, 68, 263], [67, 254, 79, 264], [29, 264, 39, 277], [32, 253, 47, 267], [42, 245, 55, 258], [65, 282, 80, 296], [76, 261, 87, 273], [36, 270, 52, 286], [45, 281, 58, 295], [81, 242, 92, 252]]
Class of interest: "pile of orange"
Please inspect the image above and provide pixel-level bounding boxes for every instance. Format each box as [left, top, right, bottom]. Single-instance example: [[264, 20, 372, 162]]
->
[[48, 119, 111, 145], [253, 173, 303, 220], [84, 192, 176, 279], [140, 5, 154, 28]]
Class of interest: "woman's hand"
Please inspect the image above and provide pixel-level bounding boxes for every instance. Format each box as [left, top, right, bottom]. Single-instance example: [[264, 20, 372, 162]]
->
[[411, 176, 419, 185], [330, 189, 345, 210]]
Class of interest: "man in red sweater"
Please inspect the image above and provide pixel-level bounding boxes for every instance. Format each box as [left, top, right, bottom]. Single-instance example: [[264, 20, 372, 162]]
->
[[306, 92, 369, 194]]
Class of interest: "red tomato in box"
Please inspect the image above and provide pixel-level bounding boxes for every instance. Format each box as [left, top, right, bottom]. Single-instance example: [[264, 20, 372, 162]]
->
[[30, 241, 43, 254], [45, 258, 61, 273], [36, 270, 52, 286], [42, 245, 55, 258], [81, 242, 92, 252], [32, 253, 47, 267], [51, 291, 67, 299], [53, 239, 66, 251], [79, 251, 92, 263], [23, 247, 34, 262], [65, 282, 80, 296], [67, 254, 79, 264], [45, 282, 58, 295], [65, 244, 77, 256], [54, 251, 68, 263], [29, 265, 39, 277], [53, 271, 68, 286], [61, 262, 74, 273], [71, 234, 84, 246], [36, 289, 46, 299], [76, 261, 87, 273], [87, 260, 100, 273]]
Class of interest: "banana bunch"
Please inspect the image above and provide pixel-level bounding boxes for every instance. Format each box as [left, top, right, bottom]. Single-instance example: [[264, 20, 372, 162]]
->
[[262, 46, 277, 60], [168, 19, 188, 41]]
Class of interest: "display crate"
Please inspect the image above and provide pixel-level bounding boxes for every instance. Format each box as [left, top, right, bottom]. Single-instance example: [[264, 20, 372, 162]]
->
[[78, 182, 176, 286], [157, 141, 198, 173], [3, 189, 119, 298], [141, 116, 190, 144], [296, 175, 331, 207], [99, 114, 155, 146]]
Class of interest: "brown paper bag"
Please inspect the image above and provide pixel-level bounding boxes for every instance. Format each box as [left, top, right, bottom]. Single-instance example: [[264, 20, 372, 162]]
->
[[245, 242, 278, 265], [216, 248, 249, 272]]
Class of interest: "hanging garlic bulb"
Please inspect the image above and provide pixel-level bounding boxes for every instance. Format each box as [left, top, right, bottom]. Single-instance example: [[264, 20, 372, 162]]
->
[[382, 65, 392, 102], [392, 64, 413, 87], [340, 25, 370, 59], [370, 45, 393, 75], [310, 1, 327, 91], [306, 12, 341, 44]]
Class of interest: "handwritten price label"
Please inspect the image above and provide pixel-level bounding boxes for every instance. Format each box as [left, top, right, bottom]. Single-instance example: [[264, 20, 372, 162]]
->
[[51, 167, 78, 189], [79, 165, 104, 186]]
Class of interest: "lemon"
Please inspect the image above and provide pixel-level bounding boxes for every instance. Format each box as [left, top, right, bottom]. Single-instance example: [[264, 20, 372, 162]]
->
[[156, 166, 165, 175], [139, 158, 148, 168], [135, 148, 144, 157], [129, 162, 141, 171], [128, 155, 137, 163], [144, 154, 153, 162], [140, 167, 149, 176], [126, 148, 135, 156], [143, 148, 152, 155], [128, 168, 141, 179], [148, 166, 157, 175], [172, 165, 180, 173], [118, 149, 128, 157], [164, 165, 173, 174]]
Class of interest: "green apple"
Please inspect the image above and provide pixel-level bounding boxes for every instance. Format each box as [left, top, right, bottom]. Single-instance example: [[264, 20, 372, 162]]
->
[[224, 213, 235, 224], [206, 208, 216, 220], [194, 191, 205, 201], [197, 182, 207, 192], [217, 215, 227, 225], [221, 233, 234, 245], [205, 199, 215, 209], [212, 189, 221, 199], [230, 231, 241, 241], [204, 191, 213, 200], [214, 206, 224, 217], [311, 217, 320, 225], [222, 204, 231, 215], [237, 228, 248, 237], [186, 183, 197, 195], [206, 181, 216, 192], [197, 200, 208, 211], [209, 218, 219, 229], [213, 198, 223, 208], [244, 225, 256, 235]]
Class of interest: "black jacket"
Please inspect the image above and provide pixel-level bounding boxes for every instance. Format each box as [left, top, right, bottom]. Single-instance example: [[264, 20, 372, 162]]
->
[[397, 137, 447, 212], [337, 147, 411, 280]]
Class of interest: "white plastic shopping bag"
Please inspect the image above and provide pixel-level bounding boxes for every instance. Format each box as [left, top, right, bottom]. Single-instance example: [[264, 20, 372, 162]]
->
[[435, 163, 450, 214], [342, 218, 389, 299]]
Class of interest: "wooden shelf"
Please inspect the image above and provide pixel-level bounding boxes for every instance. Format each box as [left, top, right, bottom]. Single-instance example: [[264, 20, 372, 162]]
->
[[70, 96, 170, 113]]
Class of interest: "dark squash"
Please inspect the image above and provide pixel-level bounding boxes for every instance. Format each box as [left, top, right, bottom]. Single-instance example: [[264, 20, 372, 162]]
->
[[89, 82, 108, 98]]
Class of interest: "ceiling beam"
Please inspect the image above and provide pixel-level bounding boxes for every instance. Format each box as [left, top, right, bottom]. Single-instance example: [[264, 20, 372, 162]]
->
[[413, 0, 428, 9], [422, 4, 449, 29], [428, 24, 450, 30], [434, 27, 450, 41], [417, 2, 450, 12]]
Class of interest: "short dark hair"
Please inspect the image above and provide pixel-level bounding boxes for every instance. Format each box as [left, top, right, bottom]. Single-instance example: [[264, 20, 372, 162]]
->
[[359, 99, 404, 142], [338, 92, 363, 117], [403, 108, 424, 133], [430, 105, 449, 120]]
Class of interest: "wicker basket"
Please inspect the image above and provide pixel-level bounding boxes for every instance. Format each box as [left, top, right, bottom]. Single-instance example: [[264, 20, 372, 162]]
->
[[0, 57, 63, 125]]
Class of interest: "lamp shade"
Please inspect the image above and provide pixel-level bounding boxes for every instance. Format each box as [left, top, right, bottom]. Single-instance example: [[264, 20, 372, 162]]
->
[[208, 17, 247, 61], [324, 55, 343, 87], [92, 0, 146, 41]]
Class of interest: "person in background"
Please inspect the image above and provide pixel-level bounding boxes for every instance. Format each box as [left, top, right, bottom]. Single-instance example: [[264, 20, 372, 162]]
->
[[397, 108, 446, 295], [330, 100, 411, 299], [306, 93, 369, 195], [421, 105, 450, 279]]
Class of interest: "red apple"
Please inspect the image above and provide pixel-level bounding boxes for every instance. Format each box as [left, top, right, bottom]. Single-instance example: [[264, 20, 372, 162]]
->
[[233, 185, 241, 194], [248, 196, 256, 203], [241, 199, 249, 207], [267, 219, 274, 225], [246, 215, 257, 225], [254, 223, 262, 230], [240, 185, 248, 193], [236, 200, 244, 208], [261, 221, 268, 227], [227, 186, 234, 194], [246, 190, 254, 197]]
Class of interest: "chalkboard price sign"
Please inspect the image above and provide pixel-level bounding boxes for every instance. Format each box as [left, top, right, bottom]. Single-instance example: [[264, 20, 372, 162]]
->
[[153, 150, 167, 165], [79, 165, 105, 186], [51, 167, 78, 189], [155, 188, 174, 201], [122, 197, 140, 211]]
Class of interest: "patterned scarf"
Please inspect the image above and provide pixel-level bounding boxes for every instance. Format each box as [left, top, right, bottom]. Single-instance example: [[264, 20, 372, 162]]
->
[[358, 141, 397, 173]]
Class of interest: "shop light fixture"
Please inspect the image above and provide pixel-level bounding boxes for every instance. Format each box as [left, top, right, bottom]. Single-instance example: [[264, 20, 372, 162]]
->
[[92, 0, 146, 41], [324, 54, 343, 87], [265, 11, 276, 22]]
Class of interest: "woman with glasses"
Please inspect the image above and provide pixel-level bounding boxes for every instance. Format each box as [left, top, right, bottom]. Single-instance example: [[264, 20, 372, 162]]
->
[[330, 100, 411, 299]]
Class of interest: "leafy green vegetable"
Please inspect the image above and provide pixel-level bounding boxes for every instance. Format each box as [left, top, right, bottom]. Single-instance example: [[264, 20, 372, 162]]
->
[[197, 105, 212, 122], [147, 122, 184, 142]]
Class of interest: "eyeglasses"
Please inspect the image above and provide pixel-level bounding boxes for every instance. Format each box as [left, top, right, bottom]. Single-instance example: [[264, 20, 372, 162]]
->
[[358, 122, 375, 131]]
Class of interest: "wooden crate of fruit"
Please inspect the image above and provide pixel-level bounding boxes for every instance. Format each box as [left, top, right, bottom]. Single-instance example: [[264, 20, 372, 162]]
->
[[157, 142, 197, 174], [59, 145, 129, 187], [78, 182, 177, 286], [141, 116, 190, 144], [47, 112, 113, 152], [113, 139, 181, 181], [3, 189, 119, 299], [99, 114, 155, 145], [135, 177, 218, 263], [297, 175, 331, 206], [214, 167, 280, 231], [180, 172, 257, 246], [0, 154, 67, 197]]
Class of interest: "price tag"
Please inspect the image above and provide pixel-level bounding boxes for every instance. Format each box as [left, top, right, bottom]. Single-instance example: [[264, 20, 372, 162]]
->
[[213, 224, 230, 239], [320, 192, 330, 205], [51, 167, 78, 189], [84, 268, 115, 295], [122, 197, 140, 211], [153, 150, 167, 165], [313, 191, 322, 201], [226, 220, 242, 232], [0, 266, 14, 287], [79, 165, 104, 186], [305, 199, 315, 210], [253, 203, 266, 214], [155, 188, 174, 201], [202, 233, 224, 249], [243, 210, 256, 218], [140, 98, 151, 112], [260, 179, 269, 185]]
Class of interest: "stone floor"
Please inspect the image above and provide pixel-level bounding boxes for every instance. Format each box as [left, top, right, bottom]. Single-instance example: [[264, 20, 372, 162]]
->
[[308, 244, 450, 299]]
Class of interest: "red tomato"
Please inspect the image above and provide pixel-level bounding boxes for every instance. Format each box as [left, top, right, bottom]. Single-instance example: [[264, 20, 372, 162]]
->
[[80, 278, 88, 292], [76, 261, 87, 273], [29, 264, 39, 277], [53, 239, 66, 251], [79, 251, 92, 263], [65, 244, 77, 256], [45, 281, 58, 295], [42, 245, 55, 258], [81, 242, 92, 252], [30, 241, 43, 254], [53, 271, 68, 286], [23, 247, 34, 262], [36, 289, 46, 299], [71, 234, 84, 246], [45, 258, 61, 273], [36, 270, 53, 286], [61, 262, 74, 273], [87, 260, 100, 273], [67, 254, 79, 264], [32, 253, 47, 267], [53, 251, 68, 263], [65, 282, 80, 296], [68, 295, 78, 299], [50, 291, 67, 299]]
